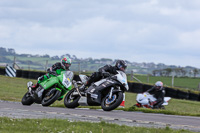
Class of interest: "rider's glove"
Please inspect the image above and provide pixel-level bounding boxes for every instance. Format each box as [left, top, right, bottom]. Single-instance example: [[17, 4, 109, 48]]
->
[[45, 73, 50, 79], [52, 63, 61, 71], [47, 68, 51, 73], [49, 71, 58, 76]]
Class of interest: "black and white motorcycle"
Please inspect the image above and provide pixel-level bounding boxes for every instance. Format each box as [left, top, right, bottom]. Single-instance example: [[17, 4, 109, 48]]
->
[[64, 70, 129, 111]]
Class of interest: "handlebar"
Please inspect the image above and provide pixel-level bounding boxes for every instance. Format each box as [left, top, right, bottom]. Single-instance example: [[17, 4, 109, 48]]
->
[[72, 80, 78, 88], [49, 71, 58, 76]]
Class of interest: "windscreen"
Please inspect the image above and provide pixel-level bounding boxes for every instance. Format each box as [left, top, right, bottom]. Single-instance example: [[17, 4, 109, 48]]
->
[[63, 71, 74, 81]]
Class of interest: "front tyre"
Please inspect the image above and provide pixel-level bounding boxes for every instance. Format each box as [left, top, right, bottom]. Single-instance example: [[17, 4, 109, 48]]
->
[[21, 92, 34, 105], [64, 88, 80, 108], [101, 91, 123, 111], [41, 88, 61, 106]]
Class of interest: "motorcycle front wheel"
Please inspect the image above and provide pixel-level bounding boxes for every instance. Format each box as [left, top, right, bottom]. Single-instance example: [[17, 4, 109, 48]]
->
[[21, 91, 34, 105], [41, 88, 61, 106], [101, 91, 123, 111], [64, 88, 80, 108]]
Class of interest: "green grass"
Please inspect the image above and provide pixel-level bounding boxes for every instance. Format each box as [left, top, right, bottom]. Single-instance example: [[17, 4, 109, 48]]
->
[[0, 75, 200, 116], [0, 75, 36, 101], [127, 74, 200, 91], [0, 117, 195, 133]]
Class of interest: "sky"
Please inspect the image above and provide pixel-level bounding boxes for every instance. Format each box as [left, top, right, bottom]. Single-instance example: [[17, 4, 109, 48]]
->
[[1, 0, 200, 68]]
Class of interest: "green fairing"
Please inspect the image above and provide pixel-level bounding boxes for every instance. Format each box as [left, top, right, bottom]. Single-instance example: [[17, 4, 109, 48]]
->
[[68, 85, 72, 90], [37, 68, 65, 84], [39, 70, 74, 100], [40, 77, 59, 90]]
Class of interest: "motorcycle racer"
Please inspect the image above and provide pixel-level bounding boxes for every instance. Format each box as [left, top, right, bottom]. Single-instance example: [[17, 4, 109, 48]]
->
[[31, 56, 72, 91], [146, 81, 165, 109], [79, 60, 127, 91]]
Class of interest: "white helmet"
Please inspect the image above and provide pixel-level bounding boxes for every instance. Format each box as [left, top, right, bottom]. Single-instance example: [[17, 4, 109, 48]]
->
[[155, 81, 163, 91]]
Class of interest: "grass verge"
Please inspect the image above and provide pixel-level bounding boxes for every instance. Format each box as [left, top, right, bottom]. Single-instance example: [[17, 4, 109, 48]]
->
[[0, 117, 195, 133]]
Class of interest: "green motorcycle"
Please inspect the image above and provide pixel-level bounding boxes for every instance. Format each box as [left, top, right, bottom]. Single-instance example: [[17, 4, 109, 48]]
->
[[21, 71, 74, 106]]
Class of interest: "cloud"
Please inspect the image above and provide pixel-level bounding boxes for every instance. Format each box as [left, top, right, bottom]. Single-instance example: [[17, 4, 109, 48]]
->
[[1, 0, 200, 68], [179, 30, 200, 46]]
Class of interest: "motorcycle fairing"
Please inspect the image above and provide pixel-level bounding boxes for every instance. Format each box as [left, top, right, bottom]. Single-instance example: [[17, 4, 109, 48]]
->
[[86, 79, 120, 105], [87, 92, 102, 106], [116, 70, 129, 91], [34, 71, 74, 103], [32, 86, 44, 103], [39, 77, 60, 89]]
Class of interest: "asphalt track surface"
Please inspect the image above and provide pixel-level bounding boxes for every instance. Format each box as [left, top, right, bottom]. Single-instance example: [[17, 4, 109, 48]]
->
[[0, 100, 200, 132]]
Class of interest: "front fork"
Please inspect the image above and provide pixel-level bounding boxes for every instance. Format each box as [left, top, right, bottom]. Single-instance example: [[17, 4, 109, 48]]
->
[[28, 87, 32, 93], [108, 87, 114, 99], [73, 80, 82, 96], [27, 81, 34, 95]]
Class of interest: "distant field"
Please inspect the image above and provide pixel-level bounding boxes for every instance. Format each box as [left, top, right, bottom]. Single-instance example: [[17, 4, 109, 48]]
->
[[5, 55, 93, 71], [127, 74, 200, 91]]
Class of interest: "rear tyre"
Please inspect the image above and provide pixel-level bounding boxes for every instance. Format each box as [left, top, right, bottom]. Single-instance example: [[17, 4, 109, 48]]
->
[[21, 92, 34, 105], [41, 88, 61, 106], [101, 91, 123, 111], [64, 88, 80, 108]]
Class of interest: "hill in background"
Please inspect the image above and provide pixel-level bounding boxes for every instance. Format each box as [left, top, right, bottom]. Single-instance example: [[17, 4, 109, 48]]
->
[[0, 47, 199, 77]]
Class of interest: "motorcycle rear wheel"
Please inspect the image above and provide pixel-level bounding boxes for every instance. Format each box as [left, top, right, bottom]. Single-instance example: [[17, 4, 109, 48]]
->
[[21, 92, 34, 105], [101, 91, 123, 111], [41, 88, 61, 106], [64, 88, 80, 108]]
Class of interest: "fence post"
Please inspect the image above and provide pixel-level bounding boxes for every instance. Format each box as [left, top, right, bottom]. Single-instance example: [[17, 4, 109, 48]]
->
[[45, 60, 48, 72], [28, 62, 30, 70], [172, 75, 174, 87], [13, 56, 16, 68], [147, 74, 150, 83], [131, 70, 133, 81], [198, 83, 200, 91], [78, 62, 81, 74]]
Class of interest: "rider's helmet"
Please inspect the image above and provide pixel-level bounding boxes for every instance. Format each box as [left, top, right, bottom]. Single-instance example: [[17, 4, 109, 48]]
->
[[155, 81, 163, 91], [115, 60, 127, 72], [61, 56, 72, 70]]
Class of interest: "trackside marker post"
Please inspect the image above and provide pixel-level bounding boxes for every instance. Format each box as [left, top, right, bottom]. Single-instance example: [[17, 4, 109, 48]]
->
[[119, 93, 125, 108]]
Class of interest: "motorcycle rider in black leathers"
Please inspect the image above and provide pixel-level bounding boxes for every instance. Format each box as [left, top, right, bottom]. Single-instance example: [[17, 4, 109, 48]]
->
[[79, 60, 127, 91], [146, 81, 165, 109]]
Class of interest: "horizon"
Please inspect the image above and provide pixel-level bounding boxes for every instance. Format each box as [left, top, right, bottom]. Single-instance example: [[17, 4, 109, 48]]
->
[[1, 46, 198, 69]]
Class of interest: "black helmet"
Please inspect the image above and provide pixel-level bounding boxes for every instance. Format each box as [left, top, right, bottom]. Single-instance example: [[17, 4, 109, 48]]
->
[[115, 60, 127, 72]]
